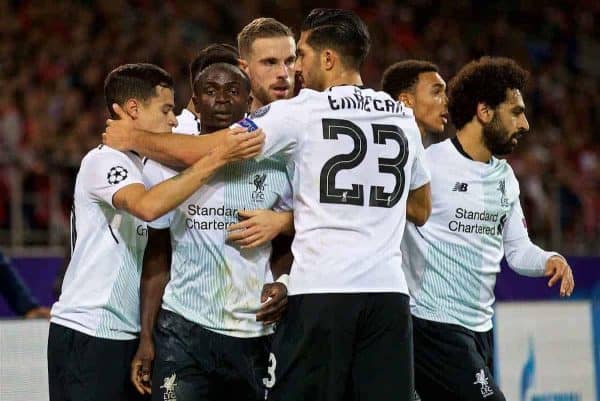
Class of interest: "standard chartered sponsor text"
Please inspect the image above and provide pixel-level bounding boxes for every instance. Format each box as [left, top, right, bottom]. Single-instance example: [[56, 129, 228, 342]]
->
[[448, 207, 502, 235], [186, 204, 239, 231]]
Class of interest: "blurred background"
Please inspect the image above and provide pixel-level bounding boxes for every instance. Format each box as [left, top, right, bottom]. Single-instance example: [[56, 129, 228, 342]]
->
[[0, 1, 598, 400], [0, 0, 598, 253]]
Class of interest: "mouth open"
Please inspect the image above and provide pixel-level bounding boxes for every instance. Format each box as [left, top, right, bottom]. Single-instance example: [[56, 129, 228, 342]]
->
[[441, 112, 449, 124], [271, 85, 290, 97]]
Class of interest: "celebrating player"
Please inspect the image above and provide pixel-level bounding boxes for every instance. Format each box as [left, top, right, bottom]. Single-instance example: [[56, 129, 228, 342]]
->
[[237, 17, 296, 111], [47, 63, 263, 401], [248, 9, 430, 401], [129, 53, 292, 401], [401, 57, 575, 401], [381, 59, 448, 144], [101, 9, 431, 401]]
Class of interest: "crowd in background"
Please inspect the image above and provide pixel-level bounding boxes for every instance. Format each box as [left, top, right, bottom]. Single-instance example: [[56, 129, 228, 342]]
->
[[0, 0, 598, 253]]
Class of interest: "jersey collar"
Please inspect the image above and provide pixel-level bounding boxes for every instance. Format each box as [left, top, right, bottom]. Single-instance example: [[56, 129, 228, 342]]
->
[[451, 137, 493, 165]]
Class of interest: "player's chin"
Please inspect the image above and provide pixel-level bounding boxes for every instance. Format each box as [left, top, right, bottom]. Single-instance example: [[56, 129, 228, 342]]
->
[[426, 123, 445, 135]]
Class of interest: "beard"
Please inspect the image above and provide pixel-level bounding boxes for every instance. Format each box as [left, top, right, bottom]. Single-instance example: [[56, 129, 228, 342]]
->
[[251, 85, 275, 106], [482, 114, 524, 156]]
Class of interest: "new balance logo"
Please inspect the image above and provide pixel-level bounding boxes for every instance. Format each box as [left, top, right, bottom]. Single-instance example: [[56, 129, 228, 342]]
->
[[453, 182, 469, 192]]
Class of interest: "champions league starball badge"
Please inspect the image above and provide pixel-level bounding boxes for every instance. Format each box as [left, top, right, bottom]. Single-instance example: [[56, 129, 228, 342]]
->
[[107, 166, 128, 184]]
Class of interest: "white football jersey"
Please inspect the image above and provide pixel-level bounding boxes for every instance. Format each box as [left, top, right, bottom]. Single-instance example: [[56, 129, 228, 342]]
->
[[51, 146, 147, 340], [144, 123, 293, 338], [251, 86, 430, 295], [402, 138, 547, 332], [173, 108, 200, 134]]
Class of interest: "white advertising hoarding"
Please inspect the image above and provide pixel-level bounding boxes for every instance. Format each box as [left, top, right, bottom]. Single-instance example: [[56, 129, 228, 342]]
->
[[495, 301, 597, 401]]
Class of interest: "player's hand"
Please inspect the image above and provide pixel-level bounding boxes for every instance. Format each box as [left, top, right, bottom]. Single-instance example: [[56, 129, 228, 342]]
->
[[256, 282, 288, 325], [544, 255, 574, 297], [102, 103, 138, 151], [214, 127, 265, 163], [131, 337, 154, 395], [227, 210, 291, 248], [24, 306, 51, 319]]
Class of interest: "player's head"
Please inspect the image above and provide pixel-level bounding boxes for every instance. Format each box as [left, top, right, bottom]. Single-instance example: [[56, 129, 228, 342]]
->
[[237, 18, 296, 108], [193, 62, 251, 133], [189, 43, 240, 90], [449, 57, 530, 156], [104, 63, 177, 133], [381, 60, 448, 135], [297, 8, 370, 91]]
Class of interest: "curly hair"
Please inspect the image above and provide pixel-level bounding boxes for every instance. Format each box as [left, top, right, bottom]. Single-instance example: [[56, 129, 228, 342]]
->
[[448, 57, 529, 130], [380, 60, 439, 99]]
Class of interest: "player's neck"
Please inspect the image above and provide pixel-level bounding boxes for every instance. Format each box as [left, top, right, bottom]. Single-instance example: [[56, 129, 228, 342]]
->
[[326, 70, 363, 89], [250, 98, 265, 113], [455, 127, 492, 163]]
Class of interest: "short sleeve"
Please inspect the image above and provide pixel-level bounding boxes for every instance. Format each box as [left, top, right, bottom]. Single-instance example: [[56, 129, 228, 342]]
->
[[250, 97, 304, 161], [81, 149, 144, 208], [410, 134, 431, 190]]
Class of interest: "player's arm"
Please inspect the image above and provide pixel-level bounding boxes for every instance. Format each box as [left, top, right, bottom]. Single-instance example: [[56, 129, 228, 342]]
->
[[406, 183, 431, 226], [227, 210, 294, 248], [250, 99, 304, 161], [503, 200, 574, 296], [113, 140, 245, 222], [406, 129, 432, 226], [256, 234, 293, 325], [131, 227, 171, 395], [103, 104, 264, 169], [228, 166, 295, 248]]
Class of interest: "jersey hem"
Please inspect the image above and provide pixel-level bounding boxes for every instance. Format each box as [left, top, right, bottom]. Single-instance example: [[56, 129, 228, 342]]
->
[[288, 287, 409, 296], [162, 306, 274, 339], [410, 310, 493, 333], [50, 316, 138, 340]]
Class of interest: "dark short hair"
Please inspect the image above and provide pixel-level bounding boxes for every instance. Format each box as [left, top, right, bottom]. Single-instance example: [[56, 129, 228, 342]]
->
[[189, 43, 239, 88], [104, 63, 173, 119], [237, 18, 294, 59], [301, 8, 370, 70], [448, 57, 529, 130], [195, 62, 251, 94], [381, 60, 439, 99]]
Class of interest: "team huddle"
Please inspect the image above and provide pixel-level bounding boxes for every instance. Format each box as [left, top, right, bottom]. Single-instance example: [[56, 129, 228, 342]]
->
[[47, 8, 575, 401]]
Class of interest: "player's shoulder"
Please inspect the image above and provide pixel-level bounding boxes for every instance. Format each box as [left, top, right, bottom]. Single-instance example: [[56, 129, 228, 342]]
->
[[173, 109, 200, 135], [425, 138, 453, 156], [82, 145, 142, 170], [492, 156, 518, 181]]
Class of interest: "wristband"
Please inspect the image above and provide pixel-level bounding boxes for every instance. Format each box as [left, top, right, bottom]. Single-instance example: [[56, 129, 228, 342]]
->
[[276, 274, 290, 287]]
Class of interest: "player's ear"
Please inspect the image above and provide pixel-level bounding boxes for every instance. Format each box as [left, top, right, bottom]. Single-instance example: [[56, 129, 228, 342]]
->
[[122, 99, 139, 120], [476, 102, 494, 124], [238, 58, 249, 74], [398, 92, 415, 108], [322, 49, 335, 71]]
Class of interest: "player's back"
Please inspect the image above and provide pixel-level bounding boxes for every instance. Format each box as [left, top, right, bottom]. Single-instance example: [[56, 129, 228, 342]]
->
[[252, 86, 429, 296]]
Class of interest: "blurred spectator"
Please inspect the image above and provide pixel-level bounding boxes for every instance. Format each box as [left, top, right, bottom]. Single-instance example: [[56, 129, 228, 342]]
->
[[0, 250, 51, 318], [1, 0, 598, 253]]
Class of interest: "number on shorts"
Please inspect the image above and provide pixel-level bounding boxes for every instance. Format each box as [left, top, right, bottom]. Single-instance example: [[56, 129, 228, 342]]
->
[[262, 352, 277, 388]]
